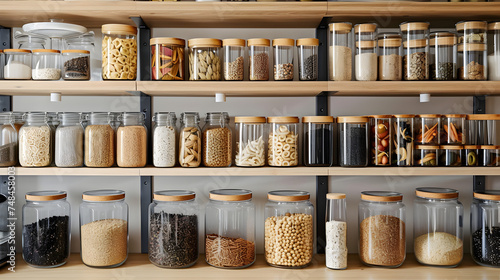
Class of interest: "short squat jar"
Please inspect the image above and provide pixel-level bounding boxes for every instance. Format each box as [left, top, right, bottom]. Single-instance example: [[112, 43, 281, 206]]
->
[[84, 112, 115, 167], [188, 38, 222, 81], [4, 49, 32, 80], [32, 49, 61, 80], [22, 191, 70, 268], [62, 50, 90, 80], [465, 145, 481, 166], [267, 116, 299, 167], [482, 145, 500, 167], [378, 33, 402, 81], [441, 114, 466, 145], [265, 191, 314, 268], [179, 112, 202, 168], [488, 22, 500, 81], [329, 22, 353, 81], [338, 116, 369, 167], [205, 189, 256, 268], [152, 112, 177, 168], [80, 190, 128, 268], [248, 38, 270, 81], [222, 38, 245, 81], [414, 188, 464, 267], [440, 145, 463, 167], [235, 116, 266, 167], [297, 38, 319, 81], [354, 23, 378, 81], [326, 193, 347, 270], [456, 21, 488, 80], [370, 115, 392, 166], [429, 32, 457, 80], [400, 22, 430, 81], [273, 38, 294, 81], [150, 37, 185, 81], [149, 190, 199, 268], [471, 191, 500, 267], [117, 112, 147, 168], [359, 191, 406, 268], [102, 24, 137, 80], [416, 114, 441, 145], [55, 112, 84, 167], [302, 116, 334, 167], [203, 112, 232, 167], [415, 145, 439, 167], [19, 112, 52, 167]]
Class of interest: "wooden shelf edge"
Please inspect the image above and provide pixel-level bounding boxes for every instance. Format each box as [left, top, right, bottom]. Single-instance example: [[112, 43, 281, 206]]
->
[[140, 166, 329, 176], [1, 167, 140, 176], [0, 81, 136, 97], [329, 167, 500, 176]]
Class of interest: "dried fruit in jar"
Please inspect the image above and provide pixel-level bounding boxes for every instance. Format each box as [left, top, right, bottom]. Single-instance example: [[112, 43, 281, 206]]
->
[[152, 45, 184, 80], [442, 123, 463, 144], [417, 123, 438, 144]]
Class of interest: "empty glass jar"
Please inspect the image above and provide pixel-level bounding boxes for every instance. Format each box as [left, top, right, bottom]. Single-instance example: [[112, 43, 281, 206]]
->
[[303, 116, 334, 167], [55, 112, 84, 167], [273, 38, 294, 81], [467, 114, 500, 145], [151, 37, 185, 81], [84, 112, 115, 167], [329, 22, 353, 81], [188, 38, 222, 81], [400, 22, 430, 81], [440, 145, 463, 166], [179, 112, 201, 167], [19, 112, 52, 167], [223, 38, 245, 81], [4, 49, 32, 80], [267, 116, 299, 167], [355, 23, 378, 81], [338, 116, 369, 167], [482, 145, 500, 166], [430, 32, 457, 80], [235, 116, 266, 167], [202, 112, 232, 167], [378, 33, 402, 81], [297, 38, 318, 81], [117, 112, 147, 168], [415, 145, 439, 167], [32, 49, 61, 80], [326, 193, 347, 270], [102, 24, 137, 80], [152, 112, 177, 168], [370, 115, 392, 166], [488, 22, 500, 80], [471, 191, 500, 267], [248, 38, 270, 81]]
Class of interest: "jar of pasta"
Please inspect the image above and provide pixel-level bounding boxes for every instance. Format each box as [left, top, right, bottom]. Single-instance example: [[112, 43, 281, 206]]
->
[[303, 116, 334, 167], [441, 114, 466, 145], [267, 116, 299, 167], [179, 112, 201, 167], [400, 22, 430, 81], [439, 145, 463, 167], [202, 112, 232, 167], [416, 114, 441, 145], [272, 38, 294, 81], [329, 22, 353, 81], [150, 37, 185, 81], [248, 38, 270, 81], [84, 112, 115, 167], [19, 112, 52, 167], [153, 112, 177, 168], [415, 145, 438, 167], [188, 38, 221, 81], [465, 145, 480, 166], [117, 112, 147, 168], [102, 24, 137, 80], [482, 145, 500, 167], [0, 113, 17, 166], [338, 116, 369, 167], [223, 38, 245, 81], [235, 116, 266, 167]]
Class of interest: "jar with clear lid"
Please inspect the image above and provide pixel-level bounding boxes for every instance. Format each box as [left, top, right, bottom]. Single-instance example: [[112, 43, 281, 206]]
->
[[400, 22, 430, 81], [369, 115, 392, 166], [248, 38, 270, 81], [84, 112, 115, 167], [441, 114, 466, 145], [355, 23, 378, 81], [102, 24, 137, 80], [439, 145, 463, 166], [329, 22, 353, 81], [394, 114, 414, 166], [223, 38, 245, 81], [202, 112, 232, 167], [149, 190, 199, 268], [265, 190, 314, 268], [188, 38, 221, 81], [235, 116, 266, 167], [338, 116, 369, 167], [205, 189, 255, 268], [55, 112, 83, 167], [416, 114, 441, 145], [0, 113, 17, 166], [297, 38, 318, 81], [62, 50, 90, 80], [358, 191, 406, 268], [471, 191, 500, 267], [80, 190, 128, 268], [116, 112, 147, 168], [15, 31, 47, 51], [273, 38, 294, 81], [22, 191, 70, 268], [19, 112, 52, 167], [179, 112, 202, 167], [378, 33, 402, 81], [66, 32, 98, 81], [32, 49, 61, 80], [151, 37, 185, 81], [413, 188, 463, 267], [267, 116, 299, 167], [153, 112, 177, 167], [303, 116, 334, 167], [415, 145, 439, 166], [488, 22, 500, 80], [430, 32, 457, 80], [465, 145, 481, 166], [457, 21, 487, 80], [482, 145, 500, 166], [4, 49, 32, 80], [326, 193, 347, 270]]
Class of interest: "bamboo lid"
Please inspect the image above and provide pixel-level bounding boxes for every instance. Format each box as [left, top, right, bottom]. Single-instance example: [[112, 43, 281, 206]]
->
[[223, 38, 246, 47], [32, 49, 60, 54], [273, 38, 294, 47], [209, 189, 252, 201], [394, 114, 415, 118], [415, 145, 440, 149], [26, 191, 67, 201], [361, 191, 402, 202], [61, 50, 90, 54], [154, 190, 195, 202], [417, 114, 441, 118], [235, 116, 266, 123], [337, 116, 369, 123], [188, 38, 222, 48], [302, 116, 335, 123], [430, 32, 457, 46], [464, 145, 481, 149], [150, 37, 185, 46], [356, 41, 376, 49], [82, 190, 125, 202], [488, 22, 500, 31], [443, 114, 467, 118], [416, 187, 459, 199], [467, 114, 500, 120], [329, 22, 352, 33], [248, 38, 270, 47], [458, 43, 487, 52], [370, 115, 393, 119], [355, 23, 377, 33], [379, 37, 402, 48], [456, 21, 487, 31], [327, 193, 346, 200], [296, 38, 319, 46], [267, 116, 299, 124], [440, 145, 463, 150], [4, 49, 31, 53], [481, 145, 500, 150], [400, 22, 430, 31], [403, 39, 427, 48], [102, 24, 137, 36], [268, 190, 310, 202], [474, 191, 500, 201]]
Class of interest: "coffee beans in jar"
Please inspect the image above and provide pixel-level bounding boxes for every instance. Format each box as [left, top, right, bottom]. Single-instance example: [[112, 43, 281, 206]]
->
[[188, 38, 221, 81], [248, 38, 270, 81]]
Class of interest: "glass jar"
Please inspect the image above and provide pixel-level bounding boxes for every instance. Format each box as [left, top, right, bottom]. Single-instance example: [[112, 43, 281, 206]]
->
[[378, 33, 402, 81], [326, 193, 347, 270], [102, 24, 137, 80], [303, 116, 334, 167], [400, 22, 430, 81], [441, 114, 466, 145], [355, 23, 378, 81], [188, 38, 222, 81], [465, 145, 481, 166], [15, 32, 47, 51], [55, 112, 83, 167], [0, 113, 17, 167], [267, 116, 299, 167], [4, 49, 32, 80], [62, 50, 90, 80], [273, 38, 294, 81], [467, 114, 500, 145], [482, 145, 500, 166], [205, 189, 255, 268], [117, 112, 147, 168], [19, 112, 52, 167], [265, 190, 314, 268], [338, 116, 369, 167], [0, 50, 3, 80], [66, 32, 98, 80], [415, 145, 439, 167], [488, 22, 500, 80], [248, 38, 270, 81], [370, 115, 392, 166], [223, 38, 245, 81], [439, 145, 463, 166], [149, 190, 199, 268], [457, 21, 488, 80], [430, 32, 457, 80], [416, 114, 441, 145], [235, 116, 266, 167], [457, 20, 487, 44], [151, 37, 185, 81], [394, 115, 414, 167], [80, 190, 128, 268], [329, 22, 353, 81], [153, 112, 177, 168], [22, 191, 70, 268], [84, 112, 115, 167], [202, 112, 232, 167], [359, 191, 406, 268], [297, 38, 318, 81], [413, 188, 463, 267], [179, 112, 202, 168], [31, 49, 61, 80], [12, 111, 25, 132], [471, 191, 500, 267]]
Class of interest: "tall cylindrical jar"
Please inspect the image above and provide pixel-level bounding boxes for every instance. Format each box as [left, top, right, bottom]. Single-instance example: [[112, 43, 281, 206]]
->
[[152, 112, 177, 167], [297, 38, 318, 81], [400, 22, 430, 81], [441, 114, 466, 145], [205, 189, 255, 268], [188, 38, 222, 81], [471, 191, 500, 267], [62, 50, 90, 80], [31, 49, 61, 80], [466, 114, 500, 145], [430, 32, 457, 80], [413, 188, 464, 267], [457, 21, 488, 80], [4, 49, 32, 80], [359, 191, 406, 267], [303, 116, 334, 167], [80, 190, 128, 268], [378, 33, 402, 81], [19, 112, 52, 167], [416, 114, 441, 145], [102, 24, 137, 80], [329, 22, 353, 81], [235, 116, 266, 167], [223, 38, 245, 81], [84, 112, 115, 167], [370, 115, 392, 166], [22, 191, 70, 268], [150, 37, 185, 81], [179, 112, 202, 167], [55, 112, 83, 167], [338, 116, 369, 167], [273, 38, 294, 81], [265, 191, 314, 268], [393, 114, 414, 167], [117, 112, 147, 168], [326, 193, 347, 270], [248, 38, 270, 81], [355, 23, 378, 81], [0, 113, 17, 166], [488, 22, 500, 80], [202, 112, 232, 167], [149, 190, 199, 268], [267, 116, 299, 167]]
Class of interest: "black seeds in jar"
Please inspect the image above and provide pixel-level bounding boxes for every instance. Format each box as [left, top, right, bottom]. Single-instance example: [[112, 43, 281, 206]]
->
[[299, 54, 318, 81], [64, 57, 90, 80], [472, 227, 500, 266], [304, 128, 331, 166], [340, 126, 367, 167]]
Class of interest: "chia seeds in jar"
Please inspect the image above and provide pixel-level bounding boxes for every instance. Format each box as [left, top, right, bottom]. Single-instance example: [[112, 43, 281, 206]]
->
[[302, 116, 334, 167], [297, 38, 318, 81], [62, 50, 90, 80], [338, 116, 369, 167], [471, 191, 500, 267]]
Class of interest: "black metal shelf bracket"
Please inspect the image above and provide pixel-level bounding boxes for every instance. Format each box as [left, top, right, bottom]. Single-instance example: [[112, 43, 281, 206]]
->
[[473, 95, 486, 192], [0, 25, 11, 50], [131, 17, 151, 82]]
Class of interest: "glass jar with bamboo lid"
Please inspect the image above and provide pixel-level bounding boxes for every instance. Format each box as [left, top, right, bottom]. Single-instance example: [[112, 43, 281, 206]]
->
[[150, 37, 185, 81], [400, 22, 430, 81], [378, 33, 402, 81], [355, 23, 378, 81], [329, 22, 353, 81], [429, 32, 457, 81], [223, 38, 245, 81]]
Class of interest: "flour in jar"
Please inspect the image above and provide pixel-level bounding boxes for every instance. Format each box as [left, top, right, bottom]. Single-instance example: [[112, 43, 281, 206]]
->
[[153, 126, 176, 167]]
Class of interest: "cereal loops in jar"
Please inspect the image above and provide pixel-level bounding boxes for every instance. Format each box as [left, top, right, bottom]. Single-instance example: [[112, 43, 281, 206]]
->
[[102, 24, 137, 80], [267, 116, 299, 167]]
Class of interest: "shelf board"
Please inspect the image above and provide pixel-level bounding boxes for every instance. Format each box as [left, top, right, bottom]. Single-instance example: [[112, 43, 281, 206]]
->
[[1, 167, 140, 177], [140, 166, 329, 176], [329, 167, 500, 176], [0, 81, 136, 96]]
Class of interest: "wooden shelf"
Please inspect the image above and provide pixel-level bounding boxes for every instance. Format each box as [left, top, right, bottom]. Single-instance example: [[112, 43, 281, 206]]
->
[[0, 81, 136, 96], [140, 166, 329, 176], [1, 167, 140, 177]]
